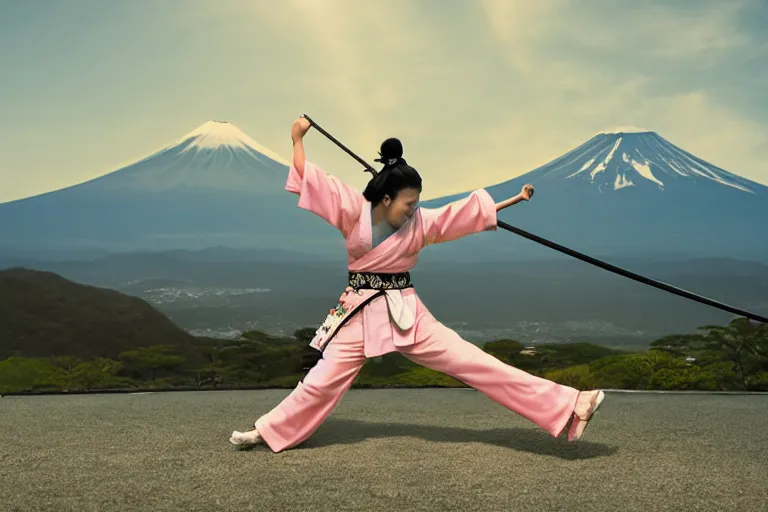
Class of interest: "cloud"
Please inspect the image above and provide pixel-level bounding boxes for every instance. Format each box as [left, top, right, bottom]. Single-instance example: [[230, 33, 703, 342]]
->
[[243, 1, 444, 153], [219, 0, 765, 198], [638, 91, 768, 176], [478, 0, 763, 104], [7, 1, 764, 204], [436, 86, 768, 199], [480, 0, 756, 61], [275, 0, 768, 195], [437, 0, 768, 194]]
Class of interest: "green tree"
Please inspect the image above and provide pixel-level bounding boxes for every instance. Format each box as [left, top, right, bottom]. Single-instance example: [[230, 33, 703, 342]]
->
[[389, 366, 464, 387], [749, 372, 768, 392], [651, 317, 768, 390], [70, 357, 124, 391], [0, 357, 63, 394], [118, 345, 186, 382], [649, 366, 719, 391], [50, 355, 82, 390], [698, 318, 766, 390], [589, 351, 684, 390], [482, 339, 524, 364], [195, 346, 224, 387], [545, 364, 599, 390], [293, 327, 317, 343], [213, 338, 308, 385], [359, 352, 417, 379]]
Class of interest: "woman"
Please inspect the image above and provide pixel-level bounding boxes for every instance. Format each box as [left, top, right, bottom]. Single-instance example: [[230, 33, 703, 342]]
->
[[230, 117, 605, 452]]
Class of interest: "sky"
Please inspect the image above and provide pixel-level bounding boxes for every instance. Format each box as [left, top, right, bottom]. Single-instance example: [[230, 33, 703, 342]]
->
[[1, 0, 767, 203]]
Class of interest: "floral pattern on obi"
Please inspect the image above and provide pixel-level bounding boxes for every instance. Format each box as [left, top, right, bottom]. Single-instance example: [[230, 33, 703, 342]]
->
[[348, 271, 412, 291], [308, 289, 387, 352], [315, 303, 347, 338], [309, 298, 360, 352]]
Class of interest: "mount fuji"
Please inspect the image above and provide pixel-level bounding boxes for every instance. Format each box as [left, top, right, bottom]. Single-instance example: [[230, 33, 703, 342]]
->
[[420, 128, 768, 262], [0, 121, 344, 258], [1, 123, 766, 264]]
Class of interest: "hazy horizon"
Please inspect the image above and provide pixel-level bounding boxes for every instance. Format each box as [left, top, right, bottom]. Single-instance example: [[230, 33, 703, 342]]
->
[[2, 0, 768, 203]]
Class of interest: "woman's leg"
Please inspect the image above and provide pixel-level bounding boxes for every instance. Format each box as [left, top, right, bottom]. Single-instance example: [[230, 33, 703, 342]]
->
[[398, 318, 590, 439], [231, 315, 367, 453]]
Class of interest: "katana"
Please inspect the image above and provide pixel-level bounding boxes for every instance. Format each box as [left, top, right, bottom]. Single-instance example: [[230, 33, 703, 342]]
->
[[495, 221, 768, 323], [301, 114, 377, 175], [300, 114, 768, 324]]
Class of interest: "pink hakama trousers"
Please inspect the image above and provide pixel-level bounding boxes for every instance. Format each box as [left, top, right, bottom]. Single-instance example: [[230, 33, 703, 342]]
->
[[254, 310, 581, 453]]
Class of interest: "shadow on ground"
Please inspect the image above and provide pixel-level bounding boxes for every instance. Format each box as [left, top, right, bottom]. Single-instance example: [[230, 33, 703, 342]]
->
[[239, 418, 619, 460]]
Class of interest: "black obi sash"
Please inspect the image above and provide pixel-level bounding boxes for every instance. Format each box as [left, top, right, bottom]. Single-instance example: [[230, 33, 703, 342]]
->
[[348, 271, 413, 291]]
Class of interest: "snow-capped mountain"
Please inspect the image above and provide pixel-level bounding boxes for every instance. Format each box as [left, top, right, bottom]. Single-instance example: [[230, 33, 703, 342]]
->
[[421, 129, 768, 262], [524, 127, 757, 194], [67, 120, 291, 194], [2, 123, 765, 263], [0, 121, 343, 256]]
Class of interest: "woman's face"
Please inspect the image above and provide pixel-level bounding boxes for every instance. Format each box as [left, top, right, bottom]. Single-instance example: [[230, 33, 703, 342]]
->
[[383, 187, 420, 229]]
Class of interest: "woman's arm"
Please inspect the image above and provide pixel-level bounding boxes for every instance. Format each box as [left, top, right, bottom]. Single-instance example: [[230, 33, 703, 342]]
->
[[496, 184, 534, 211], [284, 117, 363, 238], [291, 118, 310, 178], [418, 189, 498, 246], [417, 183, 535, 247]]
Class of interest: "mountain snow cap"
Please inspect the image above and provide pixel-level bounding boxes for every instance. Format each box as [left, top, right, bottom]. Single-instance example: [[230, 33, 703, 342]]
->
[[595, 125, 653, 135], [176, 121, 289, 165]]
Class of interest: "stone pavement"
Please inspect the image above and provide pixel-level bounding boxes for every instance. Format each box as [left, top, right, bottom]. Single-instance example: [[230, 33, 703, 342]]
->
[[1, 389, 766, 511]]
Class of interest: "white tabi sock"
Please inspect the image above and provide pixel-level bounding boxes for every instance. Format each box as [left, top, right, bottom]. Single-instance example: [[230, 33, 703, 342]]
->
[[229, 427, 263, 446]]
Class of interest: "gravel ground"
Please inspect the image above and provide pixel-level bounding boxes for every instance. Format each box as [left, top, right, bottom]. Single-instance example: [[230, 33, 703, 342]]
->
[[1, 389, 766, 512]]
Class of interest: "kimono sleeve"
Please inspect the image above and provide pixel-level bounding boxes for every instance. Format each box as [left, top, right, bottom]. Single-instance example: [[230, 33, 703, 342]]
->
[[285, 159, 364, 238], [419, 189, 497, 246]]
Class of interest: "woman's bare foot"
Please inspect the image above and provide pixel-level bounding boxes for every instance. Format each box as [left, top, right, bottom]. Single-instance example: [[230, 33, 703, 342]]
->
[[568, 390, 605, 441], [574, 390, 602, 419], [229, 426, 263, 446]]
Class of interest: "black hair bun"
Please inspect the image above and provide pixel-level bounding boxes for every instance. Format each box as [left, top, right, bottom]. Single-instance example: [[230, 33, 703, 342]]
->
[[380, 138, 403, 160]]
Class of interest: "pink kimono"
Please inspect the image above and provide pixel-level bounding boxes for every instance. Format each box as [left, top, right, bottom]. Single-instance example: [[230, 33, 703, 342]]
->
[[253, 160, 581, 452]]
